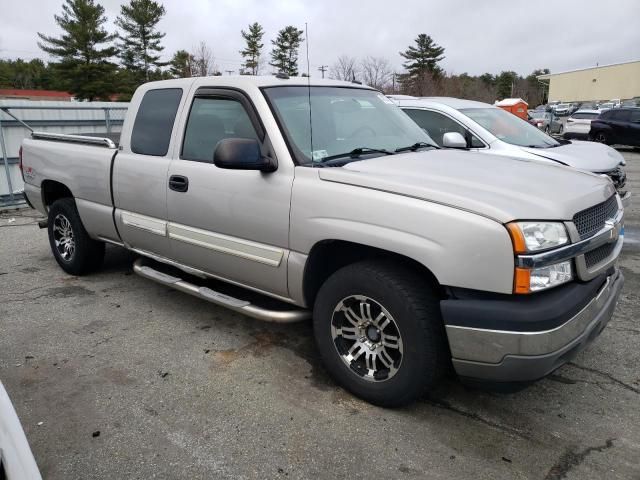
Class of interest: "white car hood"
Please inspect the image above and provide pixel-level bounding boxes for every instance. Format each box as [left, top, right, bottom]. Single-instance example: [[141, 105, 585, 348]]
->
[[318, 150, 615, 223], [520, 140, 623, 172]]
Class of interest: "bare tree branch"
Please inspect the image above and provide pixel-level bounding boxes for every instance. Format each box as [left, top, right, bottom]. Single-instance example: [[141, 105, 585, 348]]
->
[[190, 41, 219, 76], [360, 56, 392, 91], [330, 55, 358, 81]]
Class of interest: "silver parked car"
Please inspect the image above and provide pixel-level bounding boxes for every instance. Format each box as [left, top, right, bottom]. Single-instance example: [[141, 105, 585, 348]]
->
[[390, 96, 629, 204], [529, 110, 563, 135]]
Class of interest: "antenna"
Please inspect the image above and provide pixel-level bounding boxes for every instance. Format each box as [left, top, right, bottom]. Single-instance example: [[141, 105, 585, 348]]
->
[[305, 22, 315, 166]]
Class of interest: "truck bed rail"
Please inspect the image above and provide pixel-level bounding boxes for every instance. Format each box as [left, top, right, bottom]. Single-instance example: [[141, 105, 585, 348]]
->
[[31, 131, 117, 149]]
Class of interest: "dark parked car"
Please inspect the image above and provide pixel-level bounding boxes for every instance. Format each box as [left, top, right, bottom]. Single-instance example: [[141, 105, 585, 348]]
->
[[590, 107, 640, 146]]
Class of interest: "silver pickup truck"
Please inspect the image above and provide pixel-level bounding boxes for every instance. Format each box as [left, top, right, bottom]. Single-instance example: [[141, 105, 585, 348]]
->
[[20, 76, 624, 406]]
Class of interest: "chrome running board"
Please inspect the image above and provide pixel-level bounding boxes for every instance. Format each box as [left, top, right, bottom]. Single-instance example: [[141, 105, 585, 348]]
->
[[132, 258, 310, 323]]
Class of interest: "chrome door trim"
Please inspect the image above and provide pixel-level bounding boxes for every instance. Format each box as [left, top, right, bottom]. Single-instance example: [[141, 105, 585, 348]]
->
[[167, 222, 284, 267], [120, 210, 286, 268], [120, 210, 167, 236]]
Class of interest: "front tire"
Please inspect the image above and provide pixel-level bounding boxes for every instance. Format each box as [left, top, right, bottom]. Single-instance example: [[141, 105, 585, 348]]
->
[[48, 198, 105, 275], [313, 260, 448, 407]]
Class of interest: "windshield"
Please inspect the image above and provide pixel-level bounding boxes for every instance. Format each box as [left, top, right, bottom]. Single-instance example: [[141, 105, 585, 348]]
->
[[263, 86, 436, 165], [460, 107, 559, 148], [531, 111, 548, 119]]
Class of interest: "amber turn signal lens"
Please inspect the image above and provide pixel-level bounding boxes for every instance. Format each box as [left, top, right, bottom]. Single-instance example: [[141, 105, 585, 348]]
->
[[506, 223, 527, 254], [514, 268, 531, 294]]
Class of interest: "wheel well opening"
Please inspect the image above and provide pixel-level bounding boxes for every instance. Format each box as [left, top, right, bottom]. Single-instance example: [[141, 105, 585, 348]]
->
[[42, 180, 73, 207], [303, 240, 443, 307]]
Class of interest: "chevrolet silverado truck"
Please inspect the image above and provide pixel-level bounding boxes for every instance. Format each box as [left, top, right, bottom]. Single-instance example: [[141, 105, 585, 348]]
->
[[20, 76, 624, 406]]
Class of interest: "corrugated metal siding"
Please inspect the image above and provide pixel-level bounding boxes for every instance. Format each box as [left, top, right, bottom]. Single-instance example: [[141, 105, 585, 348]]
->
[[0, 100, 129, 204]]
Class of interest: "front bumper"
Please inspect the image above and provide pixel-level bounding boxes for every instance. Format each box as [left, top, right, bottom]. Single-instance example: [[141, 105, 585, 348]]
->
[[620, 191, 631, 209], [442, 269, 623, 383]]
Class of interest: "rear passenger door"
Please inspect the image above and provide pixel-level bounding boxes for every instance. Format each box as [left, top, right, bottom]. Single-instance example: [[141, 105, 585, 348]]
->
[[165, 88, 294, 298], [113, 87, 185, 259], [628, 109, 640, 146], [608, 110, 630, 143]]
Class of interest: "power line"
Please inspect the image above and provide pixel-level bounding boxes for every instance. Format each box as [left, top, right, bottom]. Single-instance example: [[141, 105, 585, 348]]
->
[[317, 65, 328, 78]]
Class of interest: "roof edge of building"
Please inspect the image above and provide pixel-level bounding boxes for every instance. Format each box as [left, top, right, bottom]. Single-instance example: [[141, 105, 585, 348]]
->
[[537, 59, 640, 79]]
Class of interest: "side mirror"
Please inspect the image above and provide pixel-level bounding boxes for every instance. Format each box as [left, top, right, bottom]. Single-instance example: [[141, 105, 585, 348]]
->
[[442, 132, 467, 149], [213, 138, 276, 172]]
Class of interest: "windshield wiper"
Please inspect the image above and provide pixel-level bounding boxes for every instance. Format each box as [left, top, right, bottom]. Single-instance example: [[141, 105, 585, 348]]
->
[[395, 141, 439, 152], [317, 147, 394, 163]]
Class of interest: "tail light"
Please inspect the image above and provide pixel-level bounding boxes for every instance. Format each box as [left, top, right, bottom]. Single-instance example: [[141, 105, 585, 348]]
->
[[18, 146, 24, 180]]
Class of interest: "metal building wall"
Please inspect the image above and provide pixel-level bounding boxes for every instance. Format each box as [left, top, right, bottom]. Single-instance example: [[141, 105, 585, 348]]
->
[[539, 61, 640, 103]]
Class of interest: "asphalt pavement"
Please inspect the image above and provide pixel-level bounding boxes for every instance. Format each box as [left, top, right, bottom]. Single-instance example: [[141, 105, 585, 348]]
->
[[1, 148, 639, 479]]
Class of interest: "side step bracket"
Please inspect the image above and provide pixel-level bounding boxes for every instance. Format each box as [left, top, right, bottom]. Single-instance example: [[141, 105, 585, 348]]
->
[[132, 258, 310, 323]]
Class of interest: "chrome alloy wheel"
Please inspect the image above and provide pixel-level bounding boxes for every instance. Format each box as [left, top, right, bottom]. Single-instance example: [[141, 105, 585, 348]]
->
[[53, 213, 75, 261], [331, 295, 403, 382]]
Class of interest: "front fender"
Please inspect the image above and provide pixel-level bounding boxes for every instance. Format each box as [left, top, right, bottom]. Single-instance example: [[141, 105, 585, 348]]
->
[[290, 169, 515, 295]]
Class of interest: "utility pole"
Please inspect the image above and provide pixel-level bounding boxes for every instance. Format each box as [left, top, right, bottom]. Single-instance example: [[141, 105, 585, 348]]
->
[[225, 70, 234, 75], [318, 65, 328, 78]]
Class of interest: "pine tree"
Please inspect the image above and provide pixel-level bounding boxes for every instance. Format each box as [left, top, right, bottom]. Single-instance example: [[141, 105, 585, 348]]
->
[[496, 71, 519, 99], [169, 50, 193, 78], [240, 22, 264, 75], [115, 0, 167, 83], [398, 34, 445, 96], [400, 34, 445, 78], [269, 26, 304, 76], [37, 0, 118, 100]]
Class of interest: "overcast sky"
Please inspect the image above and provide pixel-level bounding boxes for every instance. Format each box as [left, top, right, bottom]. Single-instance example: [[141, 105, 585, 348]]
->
[[0, 0, 638, 76]]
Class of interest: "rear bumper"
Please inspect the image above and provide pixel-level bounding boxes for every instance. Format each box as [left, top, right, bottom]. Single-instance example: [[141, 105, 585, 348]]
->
[[442, 269, 623, 383], [563, 131, 589, 140]]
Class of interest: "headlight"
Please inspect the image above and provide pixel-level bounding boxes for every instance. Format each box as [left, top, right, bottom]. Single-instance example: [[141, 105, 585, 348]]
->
[[507, 222, 568, 253], [515, 261, 573, 293]]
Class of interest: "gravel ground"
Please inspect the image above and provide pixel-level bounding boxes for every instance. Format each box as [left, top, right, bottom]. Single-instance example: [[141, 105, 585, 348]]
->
[[1, 148, 639, 480]]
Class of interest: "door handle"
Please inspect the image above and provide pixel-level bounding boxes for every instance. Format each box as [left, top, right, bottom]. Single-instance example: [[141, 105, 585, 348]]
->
[[169, 175, 189, 193]]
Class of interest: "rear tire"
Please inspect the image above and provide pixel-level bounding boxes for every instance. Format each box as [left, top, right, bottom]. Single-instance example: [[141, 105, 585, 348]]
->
[[47, 198, 105, 275], [313, 260, 448, 407], [594, 131, 610, 144]]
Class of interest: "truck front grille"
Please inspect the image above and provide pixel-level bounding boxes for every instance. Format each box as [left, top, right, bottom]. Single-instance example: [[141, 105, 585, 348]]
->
[[573, 195, 618, 240], [584, 242, 616, 268]]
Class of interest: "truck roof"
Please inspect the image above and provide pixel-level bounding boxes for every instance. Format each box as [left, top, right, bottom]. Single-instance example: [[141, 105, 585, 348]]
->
[[139, 75, 375, 90]]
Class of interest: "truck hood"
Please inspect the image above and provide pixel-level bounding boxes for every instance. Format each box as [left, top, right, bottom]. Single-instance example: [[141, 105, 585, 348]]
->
[[520, 140, 624, 172], [318, 150, 615, 223]]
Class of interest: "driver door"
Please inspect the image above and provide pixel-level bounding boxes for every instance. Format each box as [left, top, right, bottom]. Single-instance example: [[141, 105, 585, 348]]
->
[[165, 89, 294, 298]]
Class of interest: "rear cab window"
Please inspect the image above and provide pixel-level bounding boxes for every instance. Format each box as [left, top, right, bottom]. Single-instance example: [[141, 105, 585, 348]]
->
[[131, 88, 183, 156]]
